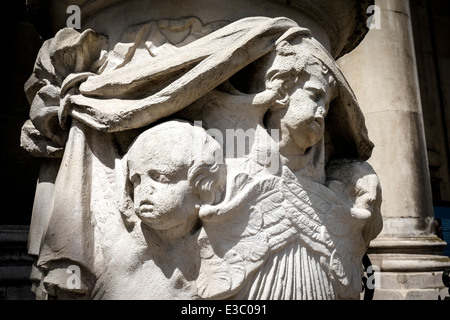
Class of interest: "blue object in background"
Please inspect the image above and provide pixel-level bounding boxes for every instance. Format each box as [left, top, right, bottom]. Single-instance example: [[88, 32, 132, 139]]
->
[[434, 206, 450, 257]]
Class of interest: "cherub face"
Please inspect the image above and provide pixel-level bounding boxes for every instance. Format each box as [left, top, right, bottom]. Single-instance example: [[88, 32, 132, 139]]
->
[[270, 62, 335, 156], [128, 147, 198, 232]]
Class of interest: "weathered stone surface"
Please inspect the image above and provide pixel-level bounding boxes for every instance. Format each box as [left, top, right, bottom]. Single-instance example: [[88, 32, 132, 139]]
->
[[22, 0, 383, 300]]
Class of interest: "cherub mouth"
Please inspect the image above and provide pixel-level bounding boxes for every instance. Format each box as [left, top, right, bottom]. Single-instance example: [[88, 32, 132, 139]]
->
[[139, 201, 154, 213]]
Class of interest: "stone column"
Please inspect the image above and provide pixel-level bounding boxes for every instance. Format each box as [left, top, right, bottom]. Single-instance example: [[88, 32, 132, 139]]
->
[[338, 0, 450, 299]]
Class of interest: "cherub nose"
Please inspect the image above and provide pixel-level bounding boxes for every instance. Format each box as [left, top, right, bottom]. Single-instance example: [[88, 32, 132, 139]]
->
[[140, 181, 154, 195]]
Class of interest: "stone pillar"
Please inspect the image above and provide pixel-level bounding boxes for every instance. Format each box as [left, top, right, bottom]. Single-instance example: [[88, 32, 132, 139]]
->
[[338, 0, 450, 299]]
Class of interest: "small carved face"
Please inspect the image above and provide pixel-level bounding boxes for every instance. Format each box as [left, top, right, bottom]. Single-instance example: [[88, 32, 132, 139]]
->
[[279, 62, 334, 155], [127, 143, 198, 232]]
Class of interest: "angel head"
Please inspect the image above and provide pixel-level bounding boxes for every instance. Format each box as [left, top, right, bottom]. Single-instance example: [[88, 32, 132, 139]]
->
[[263, 39, 339, 157], [126, 120, 226, 235]]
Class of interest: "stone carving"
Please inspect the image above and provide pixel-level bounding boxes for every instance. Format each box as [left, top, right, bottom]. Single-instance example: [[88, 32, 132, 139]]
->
[[21, 16, 382, 300]]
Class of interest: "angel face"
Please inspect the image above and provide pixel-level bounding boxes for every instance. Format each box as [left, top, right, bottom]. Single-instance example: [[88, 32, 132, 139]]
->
[[126, 121, 226, 235], [272, 61, 336, 156], [128, 145, 199, 232]]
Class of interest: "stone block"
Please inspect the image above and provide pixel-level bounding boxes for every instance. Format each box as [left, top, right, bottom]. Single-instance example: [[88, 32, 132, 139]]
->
[[5, 286, 35, 300], [0, 266, 32, 282], [404, 289, 441, 300], [373, 289, 405, 300]]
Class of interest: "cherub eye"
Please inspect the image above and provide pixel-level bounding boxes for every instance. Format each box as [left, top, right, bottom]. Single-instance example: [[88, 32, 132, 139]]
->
[[149, 171, 171, 183], [309, 90, 324, 102], [130, 173, 141, 187]]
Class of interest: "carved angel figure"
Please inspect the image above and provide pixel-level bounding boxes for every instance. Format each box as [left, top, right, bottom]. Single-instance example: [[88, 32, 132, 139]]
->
[[21, 16, 382, 300], [183, 22, 382, 299], [91, 120, 226, 299]]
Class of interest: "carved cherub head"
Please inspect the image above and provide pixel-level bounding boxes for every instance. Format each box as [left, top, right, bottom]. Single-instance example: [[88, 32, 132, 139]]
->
[[264, 40, 339, 157], [126, 120, 226, 236]]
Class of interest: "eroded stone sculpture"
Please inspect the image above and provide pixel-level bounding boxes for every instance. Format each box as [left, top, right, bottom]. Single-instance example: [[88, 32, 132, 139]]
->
[[21, 16, 382, 300]]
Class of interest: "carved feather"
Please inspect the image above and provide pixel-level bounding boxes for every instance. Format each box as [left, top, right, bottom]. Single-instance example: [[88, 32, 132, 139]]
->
[[197, 165, 370, 299]]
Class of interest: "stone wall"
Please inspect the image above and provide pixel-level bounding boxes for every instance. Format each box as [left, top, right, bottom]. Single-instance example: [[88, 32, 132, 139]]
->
[[0, 2, 42, 300], [0, 226, 35, 300], [410, 0, 450, 205], [2, 2, 42, 225]]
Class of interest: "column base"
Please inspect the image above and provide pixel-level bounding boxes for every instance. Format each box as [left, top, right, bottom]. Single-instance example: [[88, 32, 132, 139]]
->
[[367, 235, 450, 300], [370, 271, 449, 300]]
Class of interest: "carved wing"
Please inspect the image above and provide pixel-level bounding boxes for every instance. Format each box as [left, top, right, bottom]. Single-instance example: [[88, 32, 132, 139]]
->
[[281, 173, 369, 299], [196, 166, 368, 300]]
